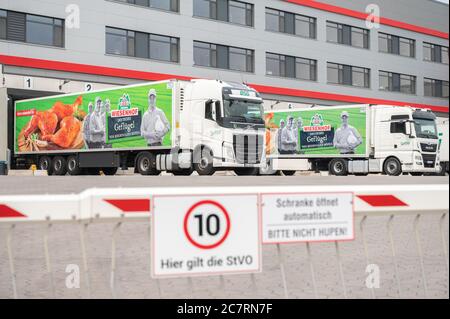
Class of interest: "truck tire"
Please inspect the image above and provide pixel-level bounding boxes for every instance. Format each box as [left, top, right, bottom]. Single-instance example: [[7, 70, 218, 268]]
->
[[329, 159, 348, 176], [194, 147, 215, 176], [282, 170, 296, 176], [436, 163, 447, 176], [234, 167, 259, 176], [383, 157, 402, 176], [136, 152, 157, 176], [38, 156, 53, 175], [67, 155, 82, 176], [102, 167, 118, 176], [52, 156, 67, 176]]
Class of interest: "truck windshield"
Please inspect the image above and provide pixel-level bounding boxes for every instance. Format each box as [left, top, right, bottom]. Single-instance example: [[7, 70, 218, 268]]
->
[[223, 99, 264, 125], [414, 118, 438, 139]]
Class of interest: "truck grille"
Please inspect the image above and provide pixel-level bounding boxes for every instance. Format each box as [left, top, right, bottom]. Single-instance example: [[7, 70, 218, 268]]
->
[[420, 143, 437, 153], [422, 154, 437, 168], [233, 134, 263, 164]]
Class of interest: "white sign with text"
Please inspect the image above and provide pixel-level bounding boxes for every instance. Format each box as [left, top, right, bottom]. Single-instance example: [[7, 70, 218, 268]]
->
[[262, 193, 354, 244], [151, 194, 261, 278]]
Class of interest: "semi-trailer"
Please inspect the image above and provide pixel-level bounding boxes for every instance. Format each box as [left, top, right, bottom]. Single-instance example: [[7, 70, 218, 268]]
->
[[262, 104, 441, 176], [13, 79, 265, 176]]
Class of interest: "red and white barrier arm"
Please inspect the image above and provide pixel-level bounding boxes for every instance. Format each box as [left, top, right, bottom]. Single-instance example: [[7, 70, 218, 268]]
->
[[0, 194, 80, 223], [0, 184, 448, 224]]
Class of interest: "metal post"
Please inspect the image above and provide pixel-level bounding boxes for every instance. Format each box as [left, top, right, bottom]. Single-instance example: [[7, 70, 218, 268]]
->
[[79, 222, 91, 298], [414, 214, 428, 298], [334, 241, 348, 299], [439, 213, 449, 275], [277, 244, 289, 299], [360, 216, 376, 299], [110, 222, 122, 299], [6, 224, 18, 299], [148, 220, 162, 298], [43, 222, 56, 298], [387, 215, 402, 298], [306, 242, 318, 299]]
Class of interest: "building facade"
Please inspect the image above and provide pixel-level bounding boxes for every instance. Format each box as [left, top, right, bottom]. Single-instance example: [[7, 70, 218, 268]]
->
[[0, 0, 448, 163]]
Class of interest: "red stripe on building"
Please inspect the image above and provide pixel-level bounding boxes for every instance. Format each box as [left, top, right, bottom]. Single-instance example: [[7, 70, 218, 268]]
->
[[0, 54, 448, 113], [104, 199, 151, 213], [250, 84, 449, 113], [284, 0, 449, 39], [0, 204, 27, 218], [357, 195, 409, 207]]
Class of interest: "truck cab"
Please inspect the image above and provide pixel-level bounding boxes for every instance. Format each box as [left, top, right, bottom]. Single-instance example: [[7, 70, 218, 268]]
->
[[373, 106, 440, 175], [166, 79, 266, 175]]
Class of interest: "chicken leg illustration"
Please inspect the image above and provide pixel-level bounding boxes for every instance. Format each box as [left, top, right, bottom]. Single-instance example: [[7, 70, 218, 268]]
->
[[51, 116, 82, 148]]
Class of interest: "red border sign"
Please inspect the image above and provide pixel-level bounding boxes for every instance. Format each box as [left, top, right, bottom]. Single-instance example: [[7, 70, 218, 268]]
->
[[183, 200, 231, 250]]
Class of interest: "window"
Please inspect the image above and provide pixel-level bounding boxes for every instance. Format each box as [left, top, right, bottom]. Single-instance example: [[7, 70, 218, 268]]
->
[[327, 63, 370, 88], [0, 10, 6, 39], [390, 122, 407, 134], [0, 10, 64, 47], [265, 8, 316, 39], [424, 78, 449, 98], [327, 21, 369, 49], [26, 15, 64, 47], [379, 71, 416, 94], [106, 27, 179, 62], [424, 42, 449, 64], [194, 0, 254, 27], [378, 32, 415, 57], [266, 53, 316, 81], [116, 0, 179, 12], [194, 41, 254, 72]]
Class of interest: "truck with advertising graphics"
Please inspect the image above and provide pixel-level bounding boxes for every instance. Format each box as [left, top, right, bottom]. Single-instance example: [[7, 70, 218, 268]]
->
[[13, 79, 265, 176], [262, 104, 441, 176], [437, 120, 449, 175]]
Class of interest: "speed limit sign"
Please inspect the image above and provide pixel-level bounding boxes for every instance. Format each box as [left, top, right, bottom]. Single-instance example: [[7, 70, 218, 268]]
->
[[151, 194, 261, 278]]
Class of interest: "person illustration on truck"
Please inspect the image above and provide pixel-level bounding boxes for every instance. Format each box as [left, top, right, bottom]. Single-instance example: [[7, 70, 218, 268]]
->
[[102, 99, 112, 149], [83, 102, 94, 149], [280, 116, 298, 155], [141, 88, 171, 147], [277, 119, 285, 154], [333, 111, 362, 154], [89, 97, 107, 149]]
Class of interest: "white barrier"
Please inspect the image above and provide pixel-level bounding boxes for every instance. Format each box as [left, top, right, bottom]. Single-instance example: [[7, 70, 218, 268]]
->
[[0, 184, 448, 299]]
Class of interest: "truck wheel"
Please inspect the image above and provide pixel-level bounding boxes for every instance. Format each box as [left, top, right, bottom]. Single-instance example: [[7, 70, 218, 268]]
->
[[383, 157, 402, 176], [436, 163, 446, 176], [38, 156, 53, 175], [282, 170, 296, 176], [234, 167, 259, 176], [136, 152, 157, 176], [102, 167, 118, 176], [67, 156, 82, 176], [329, 159, 348, 176], [52, 156, 67, 176], [194, 147, 215, 176]]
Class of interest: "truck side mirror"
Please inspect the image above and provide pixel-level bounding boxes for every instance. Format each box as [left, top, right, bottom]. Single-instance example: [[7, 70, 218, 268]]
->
[[405, 122, 414, 138], [205, 100, 215, 121], [215, 101, 222, 121]]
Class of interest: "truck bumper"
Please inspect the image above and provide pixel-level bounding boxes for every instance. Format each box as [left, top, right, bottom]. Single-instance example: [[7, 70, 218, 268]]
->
[[401, 162, 440, 173]]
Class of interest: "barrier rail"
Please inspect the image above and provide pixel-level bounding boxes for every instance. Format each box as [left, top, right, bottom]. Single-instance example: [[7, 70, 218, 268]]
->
[[0, 184, 448, 299]]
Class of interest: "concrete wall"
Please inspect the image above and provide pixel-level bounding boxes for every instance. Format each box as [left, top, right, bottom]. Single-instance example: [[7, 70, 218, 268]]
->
[[0, 87, 7, 162]]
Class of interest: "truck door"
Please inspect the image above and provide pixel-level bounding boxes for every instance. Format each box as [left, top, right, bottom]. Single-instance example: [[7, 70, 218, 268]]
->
[[389, 120, 414, 158]]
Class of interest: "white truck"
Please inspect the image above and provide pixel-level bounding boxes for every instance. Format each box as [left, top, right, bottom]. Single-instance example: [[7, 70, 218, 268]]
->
[[262, 104, 441, 176], [437, 119, 449, 175], [13, 79, 265, 176]]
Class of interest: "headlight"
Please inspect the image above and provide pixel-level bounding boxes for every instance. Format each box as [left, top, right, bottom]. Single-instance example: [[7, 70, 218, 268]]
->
[[415, 155, 422, 161], [223, 145, 234, 159]]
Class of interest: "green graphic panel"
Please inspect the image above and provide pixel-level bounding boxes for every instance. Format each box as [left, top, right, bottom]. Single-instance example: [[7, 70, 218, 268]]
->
[[265, 107, 367, 156], [15, 82, 173, 153]]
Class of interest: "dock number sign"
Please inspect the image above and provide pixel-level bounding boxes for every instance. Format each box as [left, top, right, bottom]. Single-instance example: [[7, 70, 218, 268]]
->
[[151, 195, 261, 278], [262, 192, 354, 244]]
